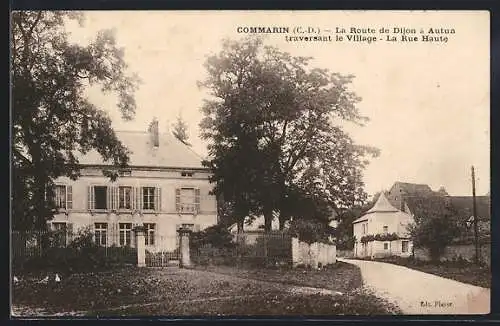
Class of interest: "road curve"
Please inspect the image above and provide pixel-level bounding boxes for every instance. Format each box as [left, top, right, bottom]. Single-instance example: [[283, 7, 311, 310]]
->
[[338, 258, 490, 315]]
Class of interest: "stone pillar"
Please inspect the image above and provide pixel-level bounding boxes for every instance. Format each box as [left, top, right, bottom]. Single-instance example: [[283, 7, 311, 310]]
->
[[178, 227, 192, 268], [134, 226, 146, 267], [291, 237, 300, 267]]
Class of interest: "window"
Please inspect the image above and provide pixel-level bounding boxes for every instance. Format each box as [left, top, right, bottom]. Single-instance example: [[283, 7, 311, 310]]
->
[[175, 188, 200, 214], [144, 223, 155, 246], [383, 225, 388, 233], [181, 171, 194, 177], [402, 240, 409, 253], [362, 222, 368, 235], [143, 187, 156, 210], [384, 243, 389, 250], [94, 186, 108, 210], [95, 223, 108, 246], [119, 186, 132, 210], [54, 185, 72, 210], [119, 169, 132, 177], [119, 223, 132, 247]]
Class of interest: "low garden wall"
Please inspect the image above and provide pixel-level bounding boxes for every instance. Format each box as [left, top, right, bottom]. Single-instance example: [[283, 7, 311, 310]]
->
[[291, 238, 336, 268], [337, 249, 354, 258], [414, 242, 491, 266]]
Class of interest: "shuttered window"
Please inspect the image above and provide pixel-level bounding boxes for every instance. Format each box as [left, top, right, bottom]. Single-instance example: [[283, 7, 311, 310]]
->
[[88, 186, 121, 211], [143, 187, 155, 210], [140, 186, 161, 211], [94, 186, 108, 210], [54, 185, 72, 210], [119, 186, 132, 210], [175, 188, 200, 214]]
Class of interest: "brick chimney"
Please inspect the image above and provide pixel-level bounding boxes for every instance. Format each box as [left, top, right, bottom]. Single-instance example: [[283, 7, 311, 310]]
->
[[148, 118, 159, 147]]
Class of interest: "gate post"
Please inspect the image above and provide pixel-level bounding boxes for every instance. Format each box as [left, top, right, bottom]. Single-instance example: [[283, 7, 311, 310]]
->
[[178, 227, 193, 268], [134, 226, 146, 267]]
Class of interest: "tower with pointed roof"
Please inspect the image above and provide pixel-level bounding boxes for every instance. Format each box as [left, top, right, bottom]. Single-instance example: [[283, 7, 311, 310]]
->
[[352, 192, 414, 259]]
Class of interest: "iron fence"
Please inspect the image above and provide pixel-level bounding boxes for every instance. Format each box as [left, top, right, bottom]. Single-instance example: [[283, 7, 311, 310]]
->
[[145, 234, 180, 267], [191, 231, 293, 267], [12, 229, 138, 270]]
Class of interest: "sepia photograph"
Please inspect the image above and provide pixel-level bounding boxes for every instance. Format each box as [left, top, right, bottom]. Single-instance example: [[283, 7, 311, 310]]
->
[[10, 10, 490, 317]]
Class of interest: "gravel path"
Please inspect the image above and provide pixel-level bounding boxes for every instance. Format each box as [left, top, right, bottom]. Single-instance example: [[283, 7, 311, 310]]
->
[[338, 258, 490, 314]]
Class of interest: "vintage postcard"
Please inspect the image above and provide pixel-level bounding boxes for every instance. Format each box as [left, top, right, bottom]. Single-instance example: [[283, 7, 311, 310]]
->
[[11, 10, 490, 317]]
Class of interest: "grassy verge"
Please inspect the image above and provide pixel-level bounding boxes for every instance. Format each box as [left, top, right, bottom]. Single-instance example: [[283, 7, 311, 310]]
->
[[12, 263, 401, 316], [352, 256, 491, 288], [194, 261, 361, 294], [94, 289, 400, 316]]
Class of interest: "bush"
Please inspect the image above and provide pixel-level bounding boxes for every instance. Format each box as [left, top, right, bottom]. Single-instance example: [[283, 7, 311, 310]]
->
[[16, 228, 137, 274], [190, 224, 235, 251], [288, 219, 334, 245]]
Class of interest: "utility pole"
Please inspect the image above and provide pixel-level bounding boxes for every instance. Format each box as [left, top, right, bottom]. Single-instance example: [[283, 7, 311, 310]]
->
[[471, 166, 480, 264]]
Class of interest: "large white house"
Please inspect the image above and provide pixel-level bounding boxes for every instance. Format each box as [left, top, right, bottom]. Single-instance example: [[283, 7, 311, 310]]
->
[[48, 119, 218, 252], [352, 192, 414, 258]]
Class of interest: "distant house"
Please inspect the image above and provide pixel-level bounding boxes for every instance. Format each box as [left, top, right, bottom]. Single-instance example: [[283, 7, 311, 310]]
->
[[228, 215, 281, 233], [352, 193, 414, 258], [227, 210, 338, 233], [386, 181, 491, 236], [386, 181, 435, 212], [48, 119, 218, 252], [447, 196, 491, 235]]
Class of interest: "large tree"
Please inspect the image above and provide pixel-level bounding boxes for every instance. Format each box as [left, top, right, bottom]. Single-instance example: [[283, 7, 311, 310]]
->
[[199, 37, 378, 231], [406, 196, 460, 261], [11, 11, 140, 230]]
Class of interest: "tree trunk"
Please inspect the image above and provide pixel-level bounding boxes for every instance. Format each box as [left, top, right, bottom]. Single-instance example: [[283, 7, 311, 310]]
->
[[237, 220, 244, 233], [264, 209, 273, 232], [278, 212, 287, 231]]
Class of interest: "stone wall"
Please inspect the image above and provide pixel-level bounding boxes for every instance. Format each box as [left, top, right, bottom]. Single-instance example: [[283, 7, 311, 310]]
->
[[291, 238, 336, 268], [337, 249, 354, 258], [414, 242, 491, 266]]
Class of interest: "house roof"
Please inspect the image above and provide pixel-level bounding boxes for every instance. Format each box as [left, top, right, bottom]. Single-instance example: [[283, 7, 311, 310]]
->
[[448, 196, 491, 220], [402, 194, 491, 222], [391, 181, 433, 194], [366, 192, 399, 214], [76, 130, 205, 169], [352, 193, 399, 224]]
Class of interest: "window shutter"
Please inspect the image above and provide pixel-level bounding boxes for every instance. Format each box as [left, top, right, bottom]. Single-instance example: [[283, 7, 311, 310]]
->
[[106, 187, 112, 211], [194, 188, 201, 214], [113, 186, 119, 210], [139, 187, 143, 211], [131, 187, 136, 210], [66, 186, 73, 210], [87, 186, 94, 210], [175, 188, 181, 212], [110, 187, 115, 210], [155, 187, 161, 212]]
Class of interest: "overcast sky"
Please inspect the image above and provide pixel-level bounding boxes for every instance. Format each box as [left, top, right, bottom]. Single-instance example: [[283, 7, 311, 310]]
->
[[66, 11, 490, 197]]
